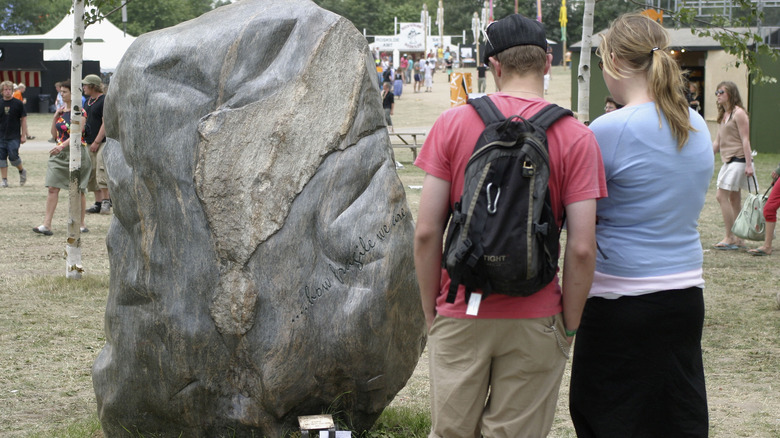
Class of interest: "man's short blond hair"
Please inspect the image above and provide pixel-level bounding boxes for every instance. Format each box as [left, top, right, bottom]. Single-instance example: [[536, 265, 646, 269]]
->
[[495, 45, 547, 77], [0, 81, 13, 91]]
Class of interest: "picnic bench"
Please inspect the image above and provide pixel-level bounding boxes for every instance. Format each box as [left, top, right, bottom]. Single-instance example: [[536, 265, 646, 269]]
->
[[389, 130, 426, 160]]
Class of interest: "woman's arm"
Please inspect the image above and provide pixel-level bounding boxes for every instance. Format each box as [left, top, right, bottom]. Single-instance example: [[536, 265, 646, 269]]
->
[[735, 107, 753, 176], [50, 109, 62, 139], [712, 129, 720, 155]]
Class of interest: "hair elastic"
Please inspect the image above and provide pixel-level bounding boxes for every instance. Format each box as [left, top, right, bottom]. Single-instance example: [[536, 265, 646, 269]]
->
[[650, 47, 660, 55]]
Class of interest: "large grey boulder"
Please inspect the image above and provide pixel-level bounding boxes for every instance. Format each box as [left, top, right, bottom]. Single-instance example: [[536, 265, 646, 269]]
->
[[92, 1, 426, 436]]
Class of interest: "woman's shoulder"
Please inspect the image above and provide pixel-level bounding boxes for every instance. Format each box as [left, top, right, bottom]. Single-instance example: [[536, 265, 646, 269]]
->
[[733, 106, 749, 120]]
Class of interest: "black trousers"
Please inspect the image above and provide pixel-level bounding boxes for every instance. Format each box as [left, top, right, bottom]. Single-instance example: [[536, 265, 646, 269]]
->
[[570, 287, 709, 437]]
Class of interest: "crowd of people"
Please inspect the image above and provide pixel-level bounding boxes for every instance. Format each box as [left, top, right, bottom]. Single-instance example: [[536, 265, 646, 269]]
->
[[0, 74, 110, 235]]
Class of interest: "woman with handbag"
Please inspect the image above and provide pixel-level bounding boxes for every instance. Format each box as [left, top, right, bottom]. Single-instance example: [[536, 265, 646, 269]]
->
[[569, 13, 713, 436], [712, 81, 754, 250], [747, 163, 780, 256]]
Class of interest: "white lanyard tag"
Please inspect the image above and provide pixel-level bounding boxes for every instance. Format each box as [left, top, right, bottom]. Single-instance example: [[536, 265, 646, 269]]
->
[[466, 292, 482, 316]]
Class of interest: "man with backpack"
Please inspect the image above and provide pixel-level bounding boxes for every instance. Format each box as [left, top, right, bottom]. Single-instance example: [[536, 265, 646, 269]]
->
[[413, 14, 607, 437]]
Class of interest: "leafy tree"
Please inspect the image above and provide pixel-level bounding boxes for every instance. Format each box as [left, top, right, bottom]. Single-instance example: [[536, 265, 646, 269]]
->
[[0, 0, 231, 36], [102, 0, 194, 35], [0, 0, 72, 35]]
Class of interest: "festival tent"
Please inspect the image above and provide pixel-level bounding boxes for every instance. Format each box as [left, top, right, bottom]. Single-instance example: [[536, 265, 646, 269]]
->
[[42, 13, 136, 72], [0, 11, 136, 72]]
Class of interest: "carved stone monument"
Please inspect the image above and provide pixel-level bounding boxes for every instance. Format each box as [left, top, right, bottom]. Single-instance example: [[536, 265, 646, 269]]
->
[[91, 0, 426, 436]]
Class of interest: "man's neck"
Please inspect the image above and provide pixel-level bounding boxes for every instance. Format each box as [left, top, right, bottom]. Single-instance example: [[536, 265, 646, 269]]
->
[[497, 75, 544, 98]]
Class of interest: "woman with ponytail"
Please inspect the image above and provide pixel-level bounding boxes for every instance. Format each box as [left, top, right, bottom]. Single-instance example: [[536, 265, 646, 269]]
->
[[569, 13, 713, 436]]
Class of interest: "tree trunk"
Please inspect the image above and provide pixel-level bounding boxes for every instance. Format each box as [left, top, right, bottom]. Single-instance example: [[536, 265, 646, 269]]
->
[[576, 0, 595, 124], [66, 0, 86, 279]]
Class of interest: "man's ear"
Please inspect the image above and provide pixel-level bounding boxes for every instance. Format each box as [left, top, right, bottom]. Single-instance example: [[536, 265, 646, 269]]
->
[[488, 56, 500, 77]]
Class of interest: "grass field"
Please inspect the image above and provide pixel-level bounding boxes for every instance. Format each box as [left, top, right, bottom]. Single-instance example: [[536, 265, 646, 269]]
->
[[2, 68, 779, 437]]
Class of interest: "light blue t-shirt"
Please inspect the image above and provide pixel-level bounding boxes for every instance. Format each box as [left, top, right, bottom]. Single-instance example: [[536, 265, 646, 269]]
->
[[589, 102, 714, 284]]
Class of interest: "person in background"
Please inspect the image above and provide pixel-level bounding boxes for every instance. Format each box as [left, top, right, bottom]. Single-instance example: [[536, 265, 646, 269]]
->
[[477, 62, 488, 93], [0, 81, 28, 188], [414, 58, 423, 93], [414, 14, 606, 437], [82, 74, 111, 215], [381, 81, 394, 133], [48, 81, 66, 142], [747, 163, 780, 256], [399, 55, 408, 84], [687, 81, 704, 117], [13, 83, 26, 104], [424, 60, 434, 92], [375, 58, 383, 86], [712, 81, 753, 250], [406, 54, 414, 84], [393, 68, 404, 99], [33, 81, 92, 236], [544, 46, 552, 94], [603, 95, 623, 113], [55, 82, 65, 109], [570, 13, 713, 437]]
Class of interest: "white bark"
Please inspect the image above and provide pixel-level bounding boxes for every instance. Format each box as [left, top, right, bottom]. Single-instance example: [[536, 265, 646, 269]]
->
[[576, 0, 595, 124], [67, 0, 86, 279]]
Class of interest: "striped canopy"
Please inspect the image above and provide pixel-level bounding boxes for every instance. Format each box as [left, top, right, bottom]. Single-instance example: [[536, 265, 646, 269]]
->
[[0, 70, 41, 87]]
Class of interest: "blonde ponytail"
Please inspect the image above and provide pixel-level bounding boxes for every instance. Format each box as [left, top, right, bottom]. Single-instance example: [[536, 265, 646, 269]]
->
[[598, 13, 693, 150], [649, 48, 691, 149]]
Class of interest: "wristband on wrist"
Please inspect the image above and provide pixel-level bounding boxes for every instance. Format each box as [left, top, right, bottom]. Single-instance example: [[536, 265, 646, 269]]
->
[[565, 328, 578, 337]]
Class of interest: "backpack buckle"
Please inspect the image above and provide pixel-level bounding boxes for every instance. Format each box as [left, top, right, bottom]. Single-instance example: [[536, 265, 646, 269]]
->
[[523, 161, 535, 177]]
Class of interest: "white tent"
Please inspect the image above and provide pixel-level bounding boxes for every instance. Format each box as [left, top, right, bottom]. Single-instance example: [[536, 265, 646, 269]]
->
[[42, 13, 136, 72], [0, 11, 136, 72]]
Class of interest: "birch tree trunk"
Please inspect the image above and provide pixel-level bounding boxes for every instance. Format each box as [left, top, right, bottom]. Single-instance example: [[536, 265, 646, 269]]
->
[[576, 0, 595, 124], [66, 0, 86, 279]]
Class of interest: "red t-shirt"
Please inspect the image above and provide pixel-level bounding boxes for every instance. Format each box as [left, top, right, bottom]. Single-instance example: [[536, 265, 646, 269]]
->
[[415, 93, 607, 319]]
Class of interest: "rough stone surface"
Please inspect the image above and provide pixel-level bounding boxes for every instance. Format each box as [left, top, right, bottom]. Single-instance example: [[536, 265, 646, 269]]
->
[[92, 1, 426, 436]]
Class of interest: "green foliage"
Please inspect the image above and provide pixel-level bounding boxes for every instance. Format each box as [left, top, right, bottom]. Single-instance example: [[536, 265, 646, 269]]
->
[[0, 0, 72, 35], [310, 0, 637, 46], [0, 0, 232, 36], [26, 413, 102, 438], [365, 406, 431, 437]]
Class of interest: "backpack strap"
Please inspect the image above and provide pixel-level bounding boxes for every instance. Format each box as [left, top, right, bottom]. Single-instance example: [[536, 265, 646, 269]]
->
[[527, 104, 573, 131], [468, 96, 506, 126]]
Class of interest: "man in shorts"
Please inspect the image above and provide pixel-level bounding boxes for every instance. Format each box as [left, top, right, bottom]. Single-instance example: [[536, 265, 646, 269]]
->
[[82, 74, 111, 214], [413, 14, 607, 437], [0, 81, 29, 187]]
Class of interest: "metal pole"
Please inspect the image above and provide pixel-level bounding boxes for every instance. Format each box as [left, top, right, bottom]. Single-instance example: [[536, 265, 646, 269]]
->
[[422, 4, 428, 58]]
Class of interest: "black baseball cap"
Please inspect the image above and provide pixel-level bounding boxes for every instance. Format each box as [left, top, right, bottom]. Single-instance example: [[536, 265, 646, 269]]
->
[[483, 14, 547, 64]]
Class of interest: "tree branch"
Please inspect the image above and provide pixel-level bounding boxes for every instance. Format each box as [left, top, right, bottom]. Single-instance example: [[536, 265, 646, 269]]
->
[[84, 0, 140, 27]]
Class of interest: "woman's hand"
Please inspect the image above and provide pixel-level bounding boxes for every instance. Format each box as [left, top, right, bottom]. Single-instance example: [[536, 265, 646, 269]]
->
[[745, 162, 754, 177], [50, 144, 64, 156]]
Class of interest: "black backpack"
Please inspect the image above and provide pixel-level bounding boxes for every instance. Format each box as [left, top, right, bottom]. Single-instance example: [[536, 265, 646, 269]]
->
[[443, 96, 572, 304]]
